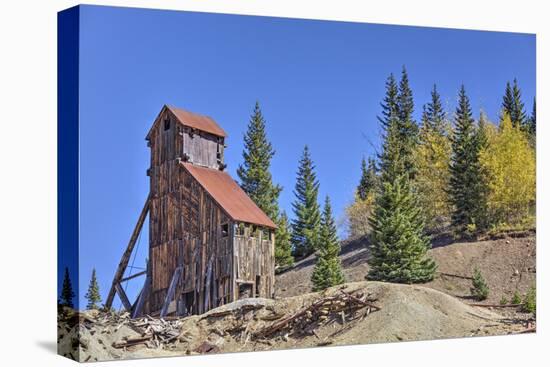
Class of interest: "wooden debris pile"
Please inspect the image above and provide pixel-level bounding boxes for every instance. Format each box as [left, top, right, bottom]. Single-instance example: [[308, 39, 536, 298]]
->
[[253, 290, 380, 340], [75, 311, 184, 349]]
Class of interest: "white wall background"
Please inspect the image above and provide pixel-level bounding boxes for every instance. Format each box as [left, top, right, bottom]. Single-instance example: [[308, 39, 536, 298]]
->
[[0, 1, 546, 366]]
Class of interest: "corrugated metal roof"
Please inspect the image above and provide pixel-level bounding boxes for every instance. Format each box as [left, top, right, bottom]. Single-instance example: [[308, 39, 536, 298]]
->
[[181, 162, 277, 229], [167, 105, 227, 137]]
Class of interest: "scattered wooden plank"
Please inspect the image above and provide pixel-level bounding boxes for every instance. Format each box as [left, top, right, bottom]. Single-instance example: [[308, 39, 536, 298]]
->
[[112, 335, 152, 349]]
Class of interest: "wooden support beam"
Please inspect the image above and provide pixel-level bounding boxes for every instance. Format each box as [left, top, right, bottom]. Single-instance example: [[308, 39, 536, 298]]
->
[[115, 283, 132, 311], [121, 270, 147, 283], [105, 194, 150, 310], [160, 267, 182, 318]]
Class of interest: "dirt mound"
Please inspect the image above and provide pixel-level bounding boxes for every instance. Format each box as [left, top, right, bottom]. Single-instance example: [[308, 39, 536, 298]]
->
[[58, 281, 525, 362]]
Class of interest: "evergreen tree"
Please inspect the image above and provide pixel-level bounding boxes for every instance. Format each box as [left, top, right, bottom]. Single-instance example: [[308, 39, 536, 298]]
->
[[449, 86, 488, 233], [423, 84, 446, 135], [85, 268, 102, 310], [367, 176, 436, 283], [357, 157, 377, 201], [502, 79, 527, 128], [311, 196, 345, 291], [274, 212, 294, 267], [470, 267, 489, 301], [415, 87, 452, 230], [377, 73, 399, 131], [396, 66, 419, 179], [60, 267, 75, 308], [291, 146, 321, 258], [237, 101, 282, 220], [528, 98, 536, 138]]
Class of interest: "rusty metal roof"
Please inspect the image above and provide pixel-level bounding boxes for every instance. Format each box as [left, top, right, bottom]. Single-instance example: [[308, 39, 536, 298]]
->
[[167, 105, 227, 137], [181, 162, 277, 229]]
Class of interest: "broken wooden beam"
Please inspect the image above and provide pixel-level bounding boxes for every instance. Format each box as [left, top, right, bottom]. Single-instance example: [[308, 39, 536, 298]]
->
[[112, 335, 152, 349]]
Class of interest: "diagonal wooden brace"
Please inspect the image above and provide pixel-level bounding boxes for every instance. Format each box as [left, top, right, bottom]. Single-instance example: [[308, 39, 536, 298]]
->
[[105, 193, 150, 310]]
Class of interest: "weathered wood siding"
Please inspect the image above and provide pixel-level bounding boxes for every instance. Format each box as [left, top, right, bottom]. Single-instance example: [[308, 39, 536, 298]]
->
[[145, 107, 274, 316], [182, 127, 224, 170], [234, 225, 275, 300]]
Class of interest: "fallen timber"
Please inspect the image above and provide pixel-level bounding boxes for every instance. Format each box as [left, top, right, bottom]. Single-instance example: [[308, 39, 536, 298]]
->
[[253, 290, 380, 339]]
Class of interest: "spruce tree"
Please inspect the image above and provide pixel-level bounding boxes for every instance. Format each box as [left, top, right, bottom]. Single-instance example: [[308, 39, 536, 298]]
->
[[85, 268, 102, 310], [237, 101, 282, 221], [377, 73, 399, 131], [367, 175, 436, 283], [528, 98, 536, 138], [416, 86, 452, 230], [291, 145, 321, 258], [470, 267, 489, 301], [275, 212, 294, 267], [311, 196, 345, 291], [502, 79, 527, 128], [357, 157, 377, 201], [449, 86, 488, 233], [60, 267, 75, 308], [368, 71, 436, 283], [423, 84, 446, 135], [378, 68, 419, 182], [396, 66, 419, 179]]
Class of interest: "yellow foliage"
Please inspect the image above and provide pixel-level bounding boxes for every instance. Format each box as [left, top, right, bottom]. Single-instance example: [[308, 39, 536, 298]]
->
[[414, 123, 452, 230], [479, 114, 536, 225], [345, 194, 375, 239]]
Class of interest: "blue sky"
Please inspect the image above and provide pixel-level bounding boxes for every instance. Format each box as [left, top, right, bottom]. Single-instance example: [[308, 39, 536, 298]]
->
[[67, 5, 535, 309]]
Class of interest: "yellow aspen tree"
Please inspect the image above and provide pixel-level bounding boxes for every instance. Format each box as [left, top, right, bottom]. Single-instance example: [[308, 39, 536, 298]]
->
[[479, 113, 535, 226]]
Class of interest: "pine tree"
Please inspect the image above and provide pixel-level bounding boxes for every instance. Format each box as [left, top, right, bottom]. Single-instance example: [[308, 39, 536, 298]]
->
[[311, 196, 345, 291], [85, 268, 102, 310], [528, 98, 536, 138], [60, 267, 75, 308], [274, 212, 294, 267], [470, 267, 489, 301], [396, 66, 419, 179], [423, 84, 446, 135], [291, 146, 321, 258], [237, 101, 282, 221], [415, 86, 452, 230], [502, 79, 527, 128], [448, 86, 488, 234], [357, 157, 377, 201], [377, 73, 399, 132], [367, 175, 436, 283], [502, 81, 514, 122]]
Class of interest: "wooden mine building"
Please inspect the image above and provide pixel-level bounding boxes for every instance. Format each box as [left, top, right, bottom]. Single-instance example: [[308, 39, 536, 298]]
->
[[106, 105, 276, 317]]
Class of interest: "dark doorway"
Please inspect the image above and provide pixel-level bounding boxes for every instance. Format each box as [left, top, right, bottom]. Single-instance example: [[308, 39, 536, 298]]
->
[[255, 275, 261, 297], [181, 291, 195, 316], [238, 283, 253, 299]]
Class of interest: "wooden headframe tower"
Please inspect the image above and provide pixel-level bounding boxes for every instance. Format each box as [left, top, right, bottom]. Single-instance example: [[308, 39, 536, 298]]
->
[[106, 105, 276, 317]]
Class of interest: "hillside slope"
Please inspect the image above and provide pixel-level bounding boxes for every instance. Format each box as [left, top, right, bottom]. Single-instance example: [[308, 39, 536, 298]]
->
[[275, 232, 536, 305]]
